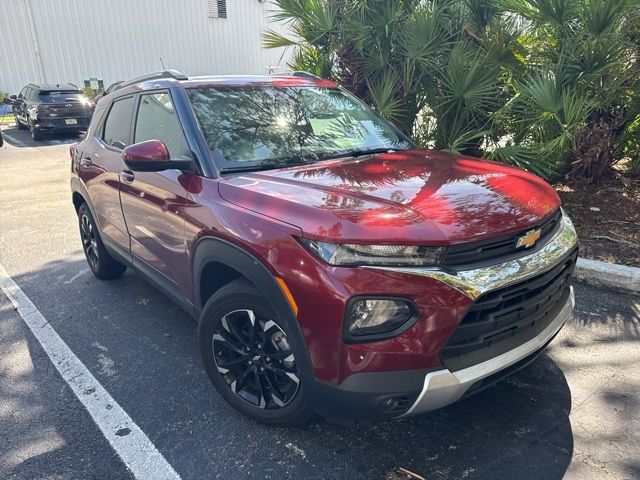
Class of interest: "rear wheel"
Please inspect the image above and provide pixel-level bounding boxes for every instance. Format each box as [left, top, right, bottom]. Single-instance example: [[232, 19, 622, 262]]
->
[[29, 118, 43, 141], [78, 203, 126, 280], [199, 278, 313, 425]]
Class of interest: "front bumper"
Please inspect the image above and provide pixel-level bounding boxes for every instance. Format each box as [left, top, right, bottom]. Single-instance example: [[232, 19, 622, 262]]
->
[[303, 210, 578, 423], [402, 285, 574, 417]]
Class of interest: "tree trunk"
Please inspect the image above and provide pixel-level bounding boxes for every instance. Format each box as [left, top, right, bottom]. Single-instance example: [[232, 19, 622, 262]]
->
[[573, 112, 624, 182]]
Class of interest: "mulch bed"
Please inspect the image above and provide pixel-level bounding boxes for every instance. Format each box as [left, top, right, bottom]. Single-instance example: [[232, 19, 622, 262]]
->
[[555, 177, 639, 267]]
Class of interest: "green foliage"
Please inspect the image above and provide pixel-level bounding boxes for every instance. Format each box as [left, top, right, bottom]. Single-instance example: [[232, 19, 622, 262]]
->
[[264, 0, 640, 181], [0, 91, 9, 104], [82, 86, 99, 100]]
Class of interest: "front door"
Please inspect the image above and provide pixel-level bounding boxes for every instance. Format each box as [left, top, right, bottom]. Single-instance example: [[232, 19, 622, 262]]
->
[[119, 91, 193, 292], [15, 87, 28, 123]]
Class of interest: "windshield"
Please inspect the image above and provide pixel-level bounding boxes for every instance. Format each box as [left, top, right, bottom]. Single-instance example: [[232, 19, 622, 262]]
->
[[39, 91, 86, 104], [187, 86, 411, 171]]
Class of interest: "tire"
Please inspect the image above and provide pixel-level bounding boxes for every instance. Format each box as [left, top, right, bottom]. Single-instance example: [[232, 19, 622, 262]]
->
[[15, 115, 28, 130], [77, 203, 126, 280], [198, 278, 314, 426], [29, 119, 43, 141]]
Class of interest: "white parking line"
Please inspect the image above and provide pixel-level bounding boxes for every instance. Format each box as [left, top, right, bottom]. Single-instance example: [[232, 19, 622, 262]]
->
[[0, 263, 181, 480], [63, 270, 87, 284]]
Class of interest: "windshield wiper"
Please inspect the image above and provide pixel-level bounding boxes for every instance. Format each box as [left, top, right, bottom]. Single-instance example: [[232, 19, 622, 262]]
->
[[219, 147, 408, 174], [220, 162, 304, 174], [324, 147, 406, 160]]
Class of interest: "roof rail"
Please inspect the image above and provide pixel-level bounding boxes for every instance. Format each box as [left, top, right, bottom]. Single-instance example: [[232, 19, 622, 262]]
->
[[292, 71, 322, 80], [119, 70, 188, 88]]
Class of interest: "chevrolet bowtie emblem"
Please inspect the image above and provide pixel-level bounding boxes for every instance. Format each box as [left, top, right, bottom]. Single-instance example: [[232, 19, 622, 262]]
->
[[516, 229, 542, 248]]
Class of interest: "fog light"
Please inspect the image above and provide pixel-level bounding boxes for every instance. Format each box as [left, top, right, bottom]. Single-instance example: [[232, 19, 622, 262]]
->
[[380, 396, 410, 412], [345, 297, 416, 341], [381, 397, 400, 411]]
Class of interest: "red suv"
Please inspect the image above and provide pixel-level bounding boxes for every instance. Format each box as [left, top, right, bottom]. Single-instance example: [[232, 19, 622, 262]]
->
[[70, 70, 578, 425]]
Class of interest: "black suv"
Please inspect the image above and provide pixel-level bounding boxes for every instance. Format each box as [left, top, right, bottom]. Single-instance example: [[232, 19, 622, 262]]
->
[[11, 83, 94, 140]]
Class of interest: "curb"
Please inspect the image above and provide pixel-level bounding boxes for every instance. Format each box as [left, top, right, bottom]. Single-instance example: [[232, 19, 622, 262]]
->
[[575, 257, 640, 294]]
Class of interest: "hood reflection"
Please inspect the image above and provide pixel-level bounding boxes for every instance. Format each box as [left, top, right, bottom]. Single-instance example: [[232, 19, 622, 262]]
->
[[219, 148, 560, 244]]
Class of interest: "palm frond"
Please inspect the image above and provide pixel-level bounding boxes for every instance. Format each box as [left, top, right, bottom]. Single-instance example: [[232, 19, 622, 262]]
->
[[580, 0, 626, 36], [262, 29, 298, 49], [365, 71, 407, 124], [489, 144, 558, 177]]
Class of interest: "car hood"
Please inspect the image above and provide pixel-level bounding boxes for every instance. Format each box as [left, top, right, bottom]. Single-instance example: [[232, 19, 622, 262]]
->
[[218, 148, 560, 245]]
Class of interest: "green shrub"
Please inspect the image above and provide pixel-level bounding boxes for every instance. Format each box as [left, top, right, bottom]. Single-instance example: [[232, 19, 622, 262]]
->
[[82, 86, 99, 100]]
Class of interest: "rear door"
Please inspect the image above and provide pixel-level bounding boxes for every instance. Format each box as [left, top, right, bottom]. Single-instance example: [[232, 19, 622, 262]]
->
[[78, 96, 135, 252], [119, 90, 193, 291]]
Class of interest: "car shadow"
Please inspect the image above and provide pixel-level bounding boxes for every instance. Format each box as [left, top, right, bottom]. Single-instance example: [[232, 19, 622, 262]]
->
[[0, 125, 85, 148], [3, 257, 575, 479]]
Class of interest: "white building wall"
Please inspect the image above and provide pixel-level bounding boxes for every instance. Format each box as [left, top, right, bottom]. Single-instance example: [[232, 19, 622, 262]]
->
[[0, 0, 291, 94]]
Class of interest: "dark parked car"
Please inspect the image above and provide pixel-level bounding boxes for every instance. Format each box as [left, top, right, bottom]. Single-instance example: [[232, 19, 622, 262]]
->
[[70, 70, 578, 425], [11, 83, 93, 140]]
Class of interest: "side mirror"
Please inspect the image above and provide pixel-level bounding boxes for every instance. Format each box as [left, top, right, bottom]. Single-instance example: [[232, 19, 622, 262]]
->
[[122, 140, 192, 172], [9, 95, 17, 101]]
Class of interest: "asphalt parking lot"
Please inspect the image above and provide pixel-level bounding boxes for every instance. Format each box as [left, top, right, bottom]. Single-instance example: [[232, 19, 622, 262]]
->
[[1, 125, 639, 480]]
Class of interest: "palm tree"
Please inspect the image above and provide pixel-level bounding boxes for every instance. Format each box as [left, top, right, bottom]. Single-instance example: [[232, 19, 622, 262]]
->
[[499, 0, 640, 181], [263, 0, 640, 181], [264, 1, 506, 143]]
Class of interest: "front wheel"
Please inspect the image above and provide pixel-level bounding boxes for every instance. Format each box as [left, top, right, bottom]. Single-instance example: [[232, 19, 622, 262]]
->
[[78, 203, 126, 280], [15, 115, 28, 130], [198, 278, 313, 425]]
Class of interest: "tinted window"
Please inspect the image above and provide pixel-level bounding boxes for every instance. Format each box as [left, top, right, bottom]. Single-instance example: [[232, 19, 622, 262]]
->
[[103, 97, 135, 149], [39, 90, 85, 103], [134, 92, 189, 158]]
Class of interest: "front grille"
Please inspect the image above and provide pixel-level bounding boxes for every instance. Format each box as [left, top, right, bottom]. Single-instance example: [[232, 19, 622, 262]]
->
[[441, 248, 577, 371], [442, 209, 562, 268]]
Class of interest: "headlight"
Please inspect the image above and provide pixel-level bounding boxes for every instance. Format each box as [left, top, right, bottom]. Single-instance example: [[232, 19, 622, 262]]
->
[[298, 238, 443, 267], [345, 297, 417, 341]]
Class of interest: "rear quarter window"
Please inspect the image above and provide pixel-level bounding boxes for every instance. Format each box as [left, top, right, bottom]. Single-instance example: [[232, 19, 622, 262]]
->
[[102, 97, 135, 149]]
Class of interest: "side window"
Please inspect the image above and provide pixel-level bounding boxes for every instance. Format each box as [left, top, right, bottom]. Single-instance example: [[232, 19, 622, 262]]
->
[[103, 97, 135, 149], [30, 89, 40, 101], [134, 92, 190, 158], [18, 87, 26, 99]]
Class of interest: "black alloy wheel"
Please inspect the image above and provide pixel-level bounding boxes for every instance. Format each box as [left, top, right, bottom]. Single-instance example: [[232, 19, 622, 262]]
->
[[29, 118, 43, 141], [77, 203, 126, 280], [213, 309, 300, 409], [80, 212, 99, 270], [199, 278, 313, 425]]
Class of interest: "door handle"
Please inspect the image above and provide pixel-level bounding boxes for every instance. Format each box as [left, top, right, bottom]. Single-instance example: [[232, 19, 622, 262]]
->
[[80, 157, 93, 167], [120, 169, 135, 183]]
